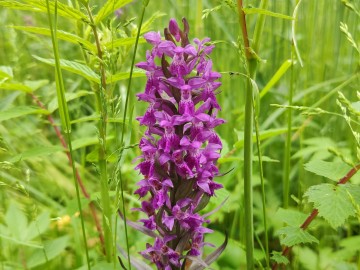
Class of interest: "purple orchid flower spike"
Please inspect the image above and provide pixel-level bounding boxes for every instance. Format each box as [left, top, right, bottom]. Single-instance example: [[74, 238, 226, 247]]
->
[[134, 17, 226, 269]]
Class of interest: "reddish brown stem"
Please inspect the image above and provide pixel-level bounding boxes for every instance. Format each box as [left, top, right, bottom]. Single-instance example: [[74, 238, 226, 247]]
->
[[272, 163, 360, 270], [31, 93, 105, 254], [237, 0, 252, 61]]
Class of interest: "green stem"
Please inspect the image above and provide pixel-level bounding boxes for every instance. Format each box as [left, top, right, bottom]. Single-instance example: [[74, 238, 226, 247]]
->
[[45, 1, 90, 269], [237, 0, 268, 268], [283, 50, 294, 209], [84, 3, 113, 262], [253, 101, 269, 268], [116, 1, 150, 269]]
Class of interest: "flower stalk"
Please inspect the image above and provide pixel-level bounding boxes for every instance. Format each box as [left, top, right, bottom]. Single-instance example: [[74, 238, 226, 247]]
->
[[134, 18, 225, 269]]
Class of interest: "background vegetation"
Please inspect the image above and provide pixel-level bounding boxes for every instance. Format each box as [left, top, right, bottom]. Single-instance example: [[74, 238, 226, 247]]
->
[[0, 0, 359, 269]]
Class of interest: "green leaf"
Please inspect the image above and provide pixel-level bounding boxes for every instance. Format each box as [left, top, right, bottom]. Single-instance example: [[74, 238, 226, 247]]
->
[[140, 12, 166, 34], [271, 251, 289, 265], [0, 106, 48, 122], [104, 37, 146, 49], [33, 55, 100, 83], [0, 0, 88, 22], [48, 90, 93, 113], [242, 7, 294, 20], [72, 135, 115, 150], [0, 66, 13, 79], [234, 127, 298, 149], [218, 155, 279, 164], [304, 160, 352, 181], [0, 81, 33, 93], [25, 211, 51, 241], [5, 202, 28, 241], [11, 26, 96, 52], [9, 145, 64, 163], [27, 236, 70, 268], [304, 183, 357, 228], [275, 208, 309, 227], [107, 70, 146, 84], [260, 59, 293, 98], [94, 0, 133, 24], [276, 226, 319, 246]]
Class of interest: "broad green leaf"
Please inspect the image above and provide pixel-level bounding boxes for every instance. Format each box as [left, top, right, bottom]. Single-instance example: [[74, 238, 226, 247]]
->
[[104, 37, 146, 49], [243, 7, 294, 20], [11, 26, 96, 52], [107, 70, 146, 84], [48, 90, 93, 113], [9, 145, 64, 163], [25, 211, 51, 241], [5, 202, 28, 241], [275, 208, 309, 227], [25, 0, 88, 22], [0, 0, 88, 22], [292, 137, 336, 160], [0, 66, 13, 79], [234, 127, 298, 149], [260, 60, 293, 98], [304, 160, 352, 181], [276, 226, 319, 246], [304, 183, 357, 228], [0, 82, 32, 93], [271, 251, 289, 265], [0, 106, 48, 122], [94, 0, 133, 24], [27, 236, 70, 268], [33, 55, 100, 83]]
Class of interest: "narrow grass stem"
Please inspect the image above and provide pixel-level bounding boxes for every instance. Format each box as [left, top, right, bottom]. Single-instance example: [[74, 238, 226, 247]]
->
[[84, 3, 113, 262], [253, 103, 269, 268], [237, 0, 268, 268], [45, 1, 90, 269], [283, 50, 294, 209], [116, 1, 150, 268]]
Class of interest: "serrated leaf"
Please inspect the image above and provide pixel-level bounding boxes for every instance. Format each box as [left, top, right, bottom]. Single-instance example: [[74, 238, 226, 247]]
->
[[304, 184, 357, 228], [276, 226, 319, 246], [304, 160, 352, 181], [0, 106, 48, 122], [271, 251, 289, 265], [94, 0, 133, 24], [33, 56, 100, 83], [27, 236, 69, 268], [275, 208, 309, 227], [11, 26, 96, 52], [9, 145, 64, 163], [48, 90, 93, 113]]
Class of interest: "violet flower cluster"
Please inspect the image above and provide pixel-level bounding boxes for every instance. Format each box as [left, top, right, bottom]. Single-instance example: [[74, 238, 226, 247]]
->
[[134, 18, 224, 269]]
